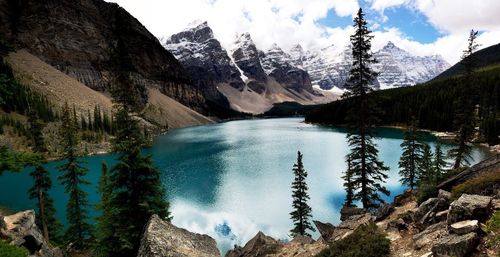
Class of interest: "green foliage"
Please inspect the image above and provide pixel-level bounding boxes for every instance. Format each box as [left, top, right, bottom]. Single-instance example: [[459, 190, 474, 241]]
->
[[97, 68, 170, 256], [484, 211, 500, 249], [94, 162, 113, 257], [342, 156, 355, 207], [343, 8, 389, 209], [289, 151, 315, 237], [0, 240, 28, 257], [450, 172, 500, 200], [418, 144, 434, 184], [0, 146, 40, 174], [57, 103, 93, 248], [416, 183, 438, 204], [398, 120, 424, 189], [305, 67, 500, 146], [315, 223, 390, 257], [28, 165, 62, 243], [432, 140, 447, 182]]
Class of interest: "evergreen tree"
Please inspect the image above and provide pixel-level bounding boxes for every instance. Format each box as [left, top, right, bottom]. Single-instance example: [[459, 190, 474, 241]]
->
[[433, 140, 447, 182], [449, 29, 479, 169], [289, 151, 315, 237], [418, 143, 434, 184], [344, 8, 389, 209], [98, 58, 170, 256], [58, 103, 92, 248], [28, 109, 46, 153], [95, 162, 113, 257], [28, 165, 62, 242], [398, 119, 424, 189], [342, 156, 355, 207]]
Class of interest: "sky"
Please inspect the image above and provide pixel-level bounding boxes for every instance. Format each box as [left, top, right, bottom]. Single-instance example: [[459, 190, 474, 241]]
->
[[106, 0, 500, 65]]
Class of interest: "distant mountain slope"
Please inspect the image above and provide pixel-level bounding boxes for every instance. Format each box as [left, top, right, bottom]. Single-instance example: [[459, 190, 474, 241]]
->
[[164, 23, 336, 114], [290, 42, 450, 90], [0, 0, 206, 113], [434, 43, 500, 80], [5, 49, 213, 129]]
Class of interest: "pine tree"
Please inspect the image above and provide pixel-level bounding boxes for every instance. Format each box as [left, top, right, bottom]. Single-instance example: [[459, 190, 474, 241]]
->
[[418, 143, 434, 184], [95, 161, 114, 257], [28, 109, 46, 153], [344, 8, 389, 209], [289, 151, 315, 237], [342, 156, 355, 207], [58, 102, 93, 248], [99, 65, 170, 256], [398, 119, 424, 189], [433, 140, 447, 182], [28, 165, 62, 243], [449, 29, 480, 169]]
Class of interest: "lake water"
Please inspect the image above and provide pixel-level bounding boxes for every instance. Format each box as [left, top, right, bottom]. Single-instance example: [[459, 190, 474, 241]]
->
[[0, 118, 491, 252]]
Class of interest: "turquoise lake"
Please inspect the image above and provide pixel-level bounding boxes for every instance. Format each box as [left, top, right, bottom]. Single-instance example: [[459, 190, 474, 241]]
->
[[0, 118, 491, 252]]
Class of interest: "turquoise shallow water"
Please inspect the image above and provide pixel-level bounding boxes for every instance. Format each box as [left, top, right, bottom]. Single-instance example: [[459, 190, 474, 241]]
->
[[0, 118, 491, 252]]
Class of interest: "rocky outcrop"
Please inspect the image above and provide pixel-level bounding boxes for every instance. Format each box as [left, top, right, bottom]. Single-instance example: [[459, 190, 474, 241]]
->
[[438, 155, 500, 191], [414, 197, 449, 229], [449, 220, 479, 235], [447, 194, 492, 225], [394, 189, 416, 207], [0, 0, 205, 112], [225, 231, 281, 257], [137, 214, 220, 257], [431, 232, 479, 257], [0, 210, 63, 257], [339, 206, 367, 221], [374, 203, 395, 221], [322, 213, 375, 243]]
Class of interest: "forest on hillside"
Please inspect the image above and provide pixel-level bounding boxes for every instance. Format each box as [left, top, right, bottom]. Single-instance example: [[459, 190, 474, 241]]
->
[[305, 66, 500, 145]]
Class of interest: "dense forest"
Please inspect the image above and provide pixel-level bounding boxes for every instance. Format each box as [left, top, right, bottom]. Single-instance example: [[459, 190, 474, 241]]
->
[[305, 65, 500, 145]]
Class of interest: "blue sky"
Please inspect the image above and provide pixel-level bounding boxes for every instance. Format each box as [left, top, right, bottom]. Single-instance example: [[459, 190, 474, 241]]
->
[[107, 0, 500, 64]]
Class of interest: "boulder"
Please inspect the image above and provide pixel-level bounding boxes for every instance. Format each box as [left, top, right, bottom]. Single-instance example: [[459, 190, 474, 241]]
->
[[329, 213, 374, 242], [447, 194, 492, 225], [415, 198, 449, 229], [394, 189, 416, 206], [431, 232, 479, 257], [313, 220, 336, 241], [412, 222, 447, 250], [374, 203, 394, 221], [225, 231, 282, 257], [449, 220, 479, 235], [289, 235, 314, 245], [1, 210, 63, 257], [340, 206, 367, 221], [438, 190, 451, 202], [137, 214, 220, 257]]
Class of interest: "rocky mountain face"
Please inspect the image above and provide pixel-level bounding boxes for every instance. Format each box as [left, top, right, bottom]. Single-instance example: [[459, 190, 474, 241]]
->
[[260, 44, 315, 93], [0, 0, 205, 112], [290, 42, 450, 90], [165, 24, 335, 114], [163, 21, 244, 102]]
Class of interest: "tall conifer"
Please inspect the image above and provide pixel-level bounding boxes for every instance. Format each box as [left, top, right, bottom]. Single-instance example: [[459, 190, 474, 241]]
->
[[58, 103, 92, 248], [290, 151, 315, 237], [344, 8, 389, 209], [398, 119, 424, 189]]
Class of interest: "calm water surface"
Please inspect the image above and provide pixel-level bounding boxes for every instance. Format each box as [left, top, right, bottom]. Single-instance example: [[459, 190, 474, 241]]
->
[[0, 118, 491, 252]]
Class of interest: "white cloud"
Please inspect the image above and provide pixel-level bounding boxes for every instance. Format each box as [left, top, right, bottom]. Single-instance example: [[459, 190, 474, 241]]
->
[[106, 0, 500, 65]]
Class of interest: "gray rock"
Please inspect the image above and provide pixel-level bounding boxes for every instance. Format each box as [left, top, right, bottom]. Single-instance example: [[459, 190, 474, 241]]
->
[[329, 213, 375, 242], [447, 194, 492, 225], [340, 206, 367, 221], [313, 220, 336, 241], [412, 222, 447, 250], [438, 190, 451, 202], [225, 231, 282, 257], [1, 210, 63, 257], [374, 203, 394, 221], [289, 235, 314, 245], [138, 214, 220, 257], [449, 220, 479, 235], [415, 198, 449, 229], [431, 232, 479, 257]]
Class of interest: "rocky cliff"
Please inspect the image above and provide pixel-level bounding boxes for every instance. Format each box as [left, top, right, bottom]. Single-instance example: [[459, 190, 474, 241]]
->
[[0, 0, 205, 112]]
